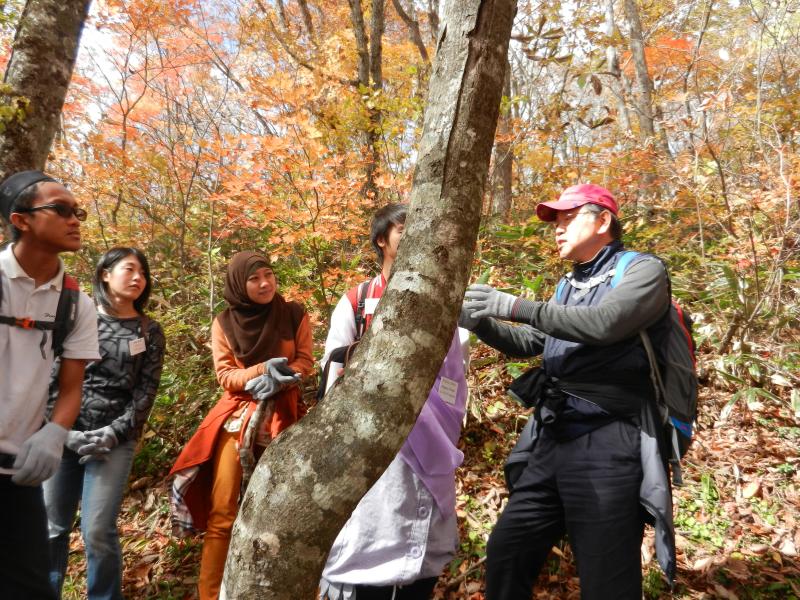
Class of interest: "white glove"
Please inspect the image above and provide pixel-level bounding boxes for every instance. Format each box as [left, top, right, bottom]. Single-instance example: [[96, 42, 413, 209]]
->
[[12, 422, 68, 486]]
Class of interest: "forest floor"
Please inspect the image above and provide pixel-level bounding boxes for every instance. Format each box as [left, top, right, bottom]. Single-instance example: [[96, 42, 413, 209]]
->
[[59, 347, 800, 599]]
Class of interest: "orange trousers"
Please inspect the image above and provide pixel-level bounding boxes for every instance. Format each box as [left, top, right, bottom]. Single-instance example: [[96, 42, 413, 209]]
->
[[198, 430, 241, 600]]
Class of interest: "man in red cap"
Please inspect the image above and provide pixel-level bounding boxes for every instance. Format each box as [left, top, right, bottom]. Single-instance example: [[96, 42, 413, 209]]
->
[[460, 184, 674, 599], [0, 171, 99, 599]]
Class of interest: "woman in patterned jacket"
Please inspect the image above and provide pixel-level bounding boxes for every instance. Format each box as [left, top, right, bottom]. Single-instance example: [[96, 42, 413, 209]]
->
[[43, 247, 166, 600]]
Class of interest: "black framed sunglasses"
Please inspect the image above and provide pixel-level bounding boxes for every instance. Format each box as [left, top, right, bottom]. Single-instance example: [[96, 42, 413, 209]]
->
[[16, 203, 88, 221]]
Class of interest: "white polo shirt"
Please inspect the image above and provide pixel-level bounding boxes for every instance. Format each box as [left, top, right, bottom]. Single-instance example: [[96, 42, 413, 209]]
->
[[0, 244, 99, 474]]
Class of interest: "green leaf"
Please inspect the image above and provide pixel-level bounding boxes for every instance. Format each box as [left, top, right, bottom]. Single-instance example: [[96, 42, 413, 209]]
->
[[522, 274, 544, 295], [753, 387, 782, 403]]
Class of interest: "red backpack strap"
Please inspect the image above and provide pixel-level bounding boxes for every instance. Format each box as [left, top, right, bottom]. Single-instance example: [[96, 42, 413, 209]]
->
[[346, 285, 360, 313]]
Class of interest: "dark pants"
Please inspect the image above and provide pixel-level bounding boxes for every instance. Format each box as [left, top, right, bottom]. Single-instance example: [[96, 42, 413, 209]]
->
[[0, 475, 57, 599], [486, 420, 644, 600], [354, 577, 438, 600]]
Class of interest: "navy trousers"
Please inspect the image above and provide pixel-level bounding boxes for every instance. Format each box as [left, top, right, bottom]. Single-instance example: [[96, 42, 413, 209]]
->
[[486, 419, 644, 600], [355, 577, 438, 600], [0, 475, 57, 599]]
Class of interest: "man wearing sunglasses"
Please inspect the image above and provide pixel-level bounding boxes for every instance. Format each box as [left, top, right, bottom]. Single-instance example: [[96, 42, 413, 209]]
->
[[0, 170, 99, 599], [459, 184, 674, 599]]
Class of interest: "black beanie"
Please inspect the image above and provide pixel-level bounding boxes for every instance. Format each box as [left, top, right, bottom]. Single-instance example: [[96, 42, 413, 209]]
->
[[0, 170, 58, 221]]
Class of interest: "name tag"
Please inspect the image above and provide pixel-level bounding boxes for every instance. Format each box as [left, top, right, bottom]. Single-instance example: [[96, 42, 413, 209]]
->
[[129, 337, 146, 356], [438, 377, 459, 405], [364, 298, 380, 316]]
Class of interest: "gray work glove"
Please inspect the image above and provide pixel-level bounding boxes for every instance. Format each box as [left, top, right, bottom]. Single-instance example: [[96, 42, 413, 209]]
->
[[245, 374, 279, 401], [464, 283, 520, 320], [65, 430, 91, 454], [85, 426, 118, 449], [458, 304, 482, 331], [77, 426, 118, 458], [66, 430, 111, 464], [12, 422, 68, 486], [264, 357, 301, 386]]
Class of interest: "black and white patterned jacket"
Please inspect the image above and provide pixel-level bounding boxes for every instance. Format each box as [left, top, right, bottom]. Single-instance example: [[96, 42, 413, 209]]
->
[[50, 313, 166, 442]]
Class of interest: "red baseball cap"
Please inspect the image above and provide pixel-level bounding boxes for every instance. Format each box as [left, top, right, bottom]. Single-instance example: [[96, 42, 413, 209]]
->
[[536, 183, 618, 222]]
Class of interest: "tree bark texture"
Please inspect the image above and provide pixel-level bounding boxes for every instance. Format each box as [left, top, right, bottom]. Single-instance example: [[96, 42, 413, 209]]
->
[[490, 59, 512, 218], [603, 0, 632, 135], [0, 0, 92, 180], [348, 0, 384, 198], [621, 0, 658, 144], [222, 0, 516, 597]]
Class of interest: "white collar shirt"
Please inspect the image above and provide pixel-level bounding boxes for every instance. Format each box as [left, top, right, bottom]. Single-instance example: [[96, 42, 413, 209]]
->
[[0, 244, 100, 471]]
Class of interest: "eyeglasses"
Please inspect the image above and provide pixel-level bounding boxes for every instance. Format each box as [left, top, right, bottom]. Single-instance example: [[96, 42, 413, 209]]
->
[[553, 209, 600, 227], [15, 203, 88, 221]]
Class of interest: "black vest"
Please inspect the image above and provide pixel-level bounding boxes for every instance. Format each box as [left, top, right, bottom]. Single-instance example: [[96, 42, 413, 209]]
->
[[543, 242, 661, 417]]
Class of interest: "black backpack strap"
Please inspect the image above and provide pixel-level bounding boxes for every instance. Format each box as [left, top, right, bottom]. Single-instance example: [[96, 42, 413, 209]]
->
[[354, 280, 369, 341], [52, 274, 79, 357], [0, 271, 78, 359]]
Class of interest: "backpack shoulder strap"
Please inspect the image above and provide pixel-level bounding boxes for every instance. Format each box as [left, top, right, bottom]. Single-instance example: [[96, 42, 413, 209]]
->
[[345, 284, 360, 313], [52, 274, 80, 357], [349, 280, 370, 341], [610, 251, 640, 288], [555, 276, 568, 303]]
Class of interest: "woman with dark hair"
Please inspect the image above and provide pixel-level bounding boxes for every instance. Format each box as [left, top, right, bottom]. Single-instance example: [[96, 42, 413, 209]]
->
[[43, 247, 166, 600], [168, 251, 314, 600]]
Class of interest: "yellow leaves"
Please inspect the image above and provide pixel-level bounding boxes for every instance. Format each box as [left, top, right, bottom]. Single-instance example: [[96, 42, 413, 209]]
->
[[305, 125, 324, 140]]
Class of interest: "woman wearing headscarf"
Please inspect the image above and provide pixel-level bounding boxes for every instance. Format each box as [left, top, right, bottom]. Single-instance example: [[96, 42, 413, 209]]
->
[[169, 251, 313, 600]]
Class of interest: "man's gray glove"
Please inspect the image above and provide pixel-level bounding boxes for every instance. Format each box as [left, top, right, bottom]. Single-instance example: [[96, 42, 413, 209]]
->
[[264, 357, 301, 386], [464, 283, 520, 320], [458, 304, 482, 331], [245, 374, 279, 401], [12, 422, 68, 486]]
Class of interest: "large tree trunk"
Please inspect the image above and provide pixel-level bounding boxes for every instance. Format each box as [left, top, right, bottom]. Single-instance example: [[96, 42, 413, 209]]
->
[[222, 0, 516, 597], [0, 0, 92, 180]]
